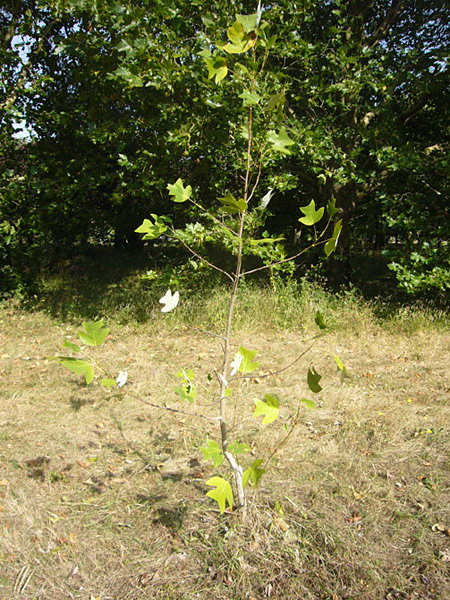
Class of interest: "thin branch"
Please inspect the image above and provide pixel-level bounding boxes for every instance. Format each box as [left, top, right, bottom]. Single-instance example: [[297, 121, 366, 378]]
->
[[369, 0, 408, 48], [127, 391, 221, 422], [242, 242, 316, 276], [193, 327, 226, 341], [246, 158, 263, 206], [265, 403, 301, 466], [229, 341, 317, 383], [242, 215, 334, 276], [188, 197, 239, 237], [170, 229, 234, 281]]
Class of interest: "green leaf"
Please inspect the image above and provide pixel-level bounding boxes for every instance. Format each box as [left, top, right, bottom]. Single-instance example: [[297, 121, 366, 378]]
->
[[167, 178, 192, 203], [227, 21, 245, 45], [242, 459, 266, 488], [116, 39, 133, 54], [175, 368, 196, 403], [176, 368, 195, 382], [199, 440, 223, 468], [78, 320, 109, 347], [218, 191, 248, 214], [235, 62, 250, 76], [101, 378, 117, 389], [223, 21, 257, 54], [267, 127, 295, 155], [253, 393, 280, 425], [307, 367, 322, 393], [206, 477, 233, 513], [204, 56, 228, 83], [239, 90, 261, 106], [228, 442, 250, 455], [174, 385, 196, 403], [265, 92, 285, 112], [135, 214, 169, 240], [232, 346, 260, 375], [236, 13, 259, 33], [63, 340, 81, 352], [299, 201, 324, 226], [300, 398, 316, 409], [334, 354, 351, 382], [55, 357, 94, 385], [327, 196, 338, 217], [324, 219, 343, 257], [314, 310, 327, 330]]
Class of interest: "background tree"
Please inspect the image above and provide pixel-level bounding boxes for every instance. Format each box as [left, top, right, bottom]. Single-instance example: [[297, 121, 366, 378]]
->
[[1, 0, 448, 298]]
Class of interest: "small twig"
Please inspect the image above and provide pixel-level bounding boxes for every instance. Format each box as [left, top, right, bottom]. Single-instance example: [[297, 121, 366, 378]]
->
[[242, 243, 316, 276], [170, 229, 234, 281], [242, 215, 335, 276], [229, 341, 317, 383], [265, 405, 301, 466], [246, 159, 263, 206], [127, 391, 221, 422], [188, 198, 239, 236], [193, 327, 226, 341]]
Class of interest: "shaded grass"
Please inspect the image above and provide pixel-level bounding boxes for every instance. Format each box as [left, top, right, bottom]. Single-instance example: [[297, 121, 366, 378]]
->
[[31, 251, 450, 337], [0, 303, 449, 599]]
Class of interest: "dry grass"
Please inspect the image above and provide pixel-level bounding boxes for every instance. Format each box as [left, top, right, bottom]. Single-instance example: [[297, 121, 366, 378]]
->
[[0, 305, 449, 599]]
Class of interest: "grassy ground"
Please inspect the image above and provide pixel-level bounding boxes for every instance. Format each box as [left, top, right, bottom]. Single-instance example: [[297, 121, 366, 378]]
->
[[0, 283, 449, 599]]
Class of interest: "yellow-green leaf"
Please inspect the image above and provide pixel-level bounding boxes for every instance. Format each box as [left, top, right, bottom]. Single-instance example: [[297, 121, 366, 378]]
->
[[206, 476, 233, 513], [253, 393, 280, 425], [243, 459, 266, 488]]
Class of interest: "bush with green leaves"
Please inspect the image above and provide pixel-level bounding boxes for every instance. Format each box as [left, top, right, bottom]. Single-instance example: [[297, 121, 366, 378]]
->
[[55, 8, 346, 515]]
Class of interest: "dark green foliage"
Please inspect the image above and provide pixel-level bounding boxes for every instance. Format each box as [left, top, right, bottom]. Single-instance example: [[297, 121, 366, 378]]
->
[[1, 0, 449, 297]]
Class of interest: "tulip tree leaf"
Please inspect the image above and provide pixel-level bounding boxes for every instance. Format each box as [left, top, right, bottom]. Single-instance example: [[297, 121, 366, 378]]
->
[[265, 92, 285, 112], [175, 368, 196, 403], [236, 346, 260, 374], [219, 191, 248, 214], [243, 459, 266, 488], [206, 476, 233, 513], [327, 196, 338, 217], [299, 200, 324, 226], [334, 354, 351, 382], [300, 398, 316, 409], [78, 320, 109, 347], [253, 393, 280, 425], [199, 440, 224, 468], [101, 378, 117, 389], [307, 366, 322, 393], [267, 127, 295, 154], [203, 55, 228, 83], [324, 219, 343, 256], [239, 90, 261, 105], [223, 21, 257, 54], [174, 385, 196, 403], [54, 357, 94, 385], [63, 340, 81, 352], [228, 441, 250, 455], [167, 178, 192, 203], [135, 214, 169, 239], [258, 188, 274, 211], [236, 13, 259, 33]]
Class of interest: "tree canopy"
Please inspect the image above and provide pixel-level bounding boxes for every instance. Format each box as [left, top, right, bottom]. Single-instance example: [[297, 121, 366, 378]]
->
[[1, 0, 449, 298]]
